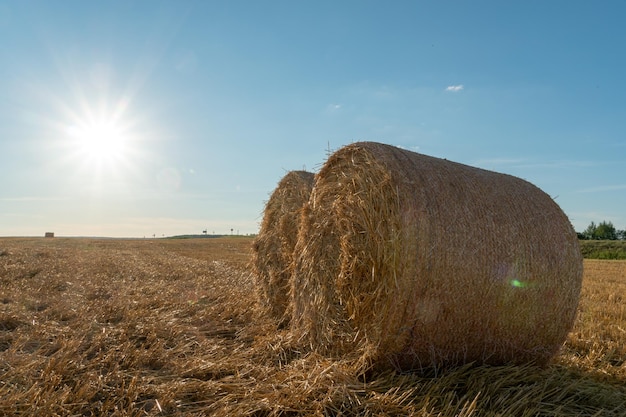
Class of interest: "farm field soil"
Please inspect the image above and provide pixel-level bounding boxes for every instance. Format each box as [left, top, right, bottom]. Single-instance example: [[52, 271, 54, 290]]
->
[[1, 237, 625, 416]]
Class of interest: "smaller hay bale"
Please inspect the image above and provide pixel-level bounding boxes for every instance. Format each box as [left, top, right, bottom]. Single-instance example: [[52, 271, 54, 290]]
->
[[252, 170, 315, 325], [290, 142, 583, 371]]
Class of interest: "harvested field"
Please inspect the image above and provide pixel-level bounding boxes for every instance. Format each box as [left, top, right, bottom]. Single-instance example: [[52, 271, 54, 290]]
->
[[0, 237, 624, 416]]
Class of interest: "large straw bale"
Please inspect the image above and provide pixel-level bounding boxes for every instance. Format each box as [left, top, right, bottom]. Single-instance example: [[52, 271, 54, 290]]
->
[[290, 142, 583, 371], [253, 170, 315, 324]]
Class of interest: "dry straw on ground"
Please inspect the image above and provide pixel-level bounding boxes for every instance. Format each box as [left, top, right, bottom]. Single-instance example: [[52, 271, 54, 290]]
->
[[291, 141, 583, 371], [0, 238, 623, 415], [252, 170, 314, 325]]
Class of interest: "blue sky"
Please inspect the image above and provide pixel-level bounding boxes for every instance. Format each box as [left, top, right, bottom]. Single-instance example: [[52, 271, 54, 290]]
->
[[1, 0, 624, 237]]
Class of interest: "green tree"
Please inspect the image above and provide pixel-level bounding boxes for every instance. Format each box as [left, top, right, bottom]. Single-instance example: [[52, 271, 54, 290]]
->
[[595, 221, 617, 240], [581, 221, 618, 240], [582, 221, 596, 240]]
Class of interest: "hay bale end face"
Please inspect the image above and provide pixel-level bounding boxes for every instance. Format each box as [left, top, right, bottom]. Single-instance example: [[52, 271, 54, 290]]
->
[[252, 170, 315, 325], [291, 142, 583, 370]]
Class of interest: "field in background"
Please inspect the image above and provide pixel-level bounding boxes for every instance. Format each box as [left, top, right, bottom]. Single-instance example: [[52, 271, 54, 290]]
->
[[579, 240, 626, 260], [0, 237, 624, 416]]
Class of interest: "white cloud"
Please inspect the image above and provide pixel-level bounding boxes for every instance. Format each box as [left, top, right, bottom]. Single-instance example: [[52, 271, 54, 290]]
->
[[326, 103, 342, 111], [445, 84, 464, 92]]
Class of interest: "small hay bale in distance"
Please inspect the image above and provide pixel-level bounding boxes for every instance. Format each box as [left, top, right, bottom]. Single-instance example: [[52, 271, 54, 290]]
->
[[290, 141, 583, 371], [253, 170, 315, 325]]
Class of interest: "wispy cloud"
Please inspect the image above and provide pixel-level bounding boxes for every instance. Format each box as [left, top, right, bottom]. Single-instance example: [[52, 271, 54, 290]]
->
[[473, 158, 597, 170], [0, 196, 69, 202], [326, 103, 342, 112], [473, 158, 526, 167], [516, 160, 598, 169], [576, 184, 626, 193], [445, 84, 464, 92], [395, 144, 420, 153]]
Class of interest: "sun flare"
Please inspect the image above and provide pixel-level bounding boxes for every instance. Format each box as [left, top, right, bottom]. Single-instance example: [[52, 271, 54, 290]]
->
[[54, 90, 155, 186]]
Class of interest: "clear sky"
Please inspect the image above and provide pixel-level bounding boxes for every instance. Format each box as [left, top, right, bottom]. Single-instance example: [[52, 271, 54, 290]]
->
[[1, 0, 625, 237]]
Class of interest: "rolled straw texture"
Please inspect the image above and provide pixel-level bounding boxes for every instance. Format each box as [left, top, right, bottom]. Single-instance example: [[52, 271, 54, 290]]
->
[[290, 142, 582, 370], [252, 170, 315, 324]]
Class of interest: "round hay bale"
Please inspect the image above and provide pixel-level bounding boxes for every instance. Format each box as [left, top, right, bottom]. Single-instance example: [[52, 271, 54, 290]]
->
[[252, 170, 315, 325], [290, 142, 583, 371]]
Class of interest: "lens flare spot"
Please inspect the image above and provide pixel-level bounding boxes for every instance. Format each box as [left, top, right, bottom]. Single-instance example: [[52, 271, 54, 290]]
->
[[510, 279, 526, 288]]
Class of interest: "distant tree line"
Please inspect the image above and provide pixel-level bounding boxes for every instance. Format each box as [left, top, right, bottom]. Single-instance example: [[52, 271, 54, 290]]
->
[[578, 221, 626, 240]]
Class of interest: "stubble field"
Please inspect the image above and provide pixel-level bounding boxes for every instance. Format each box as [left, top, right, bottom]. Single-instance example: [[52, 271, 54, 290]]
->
[[0, 237, 624, 416]]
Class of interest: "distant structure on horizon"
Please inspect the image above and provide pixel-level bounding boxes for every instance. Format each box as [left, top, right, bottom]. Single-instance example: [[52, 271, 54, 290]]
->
[[45, 232, 54, 238]]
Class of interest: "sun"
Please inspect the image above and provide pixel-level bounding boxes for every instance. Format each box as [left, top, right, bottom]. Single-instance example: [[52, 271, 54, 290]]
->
[[68, 120, 127, 163], [54, 92, 154, 186]]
